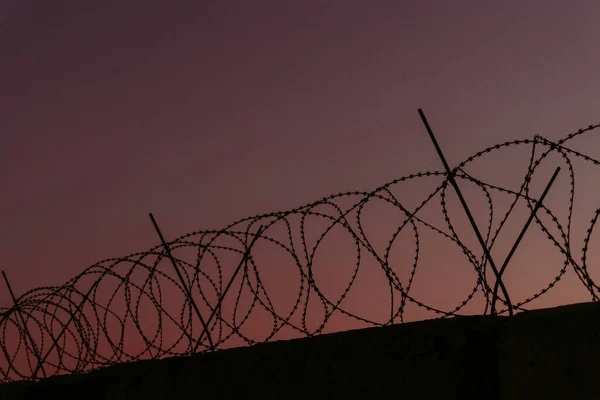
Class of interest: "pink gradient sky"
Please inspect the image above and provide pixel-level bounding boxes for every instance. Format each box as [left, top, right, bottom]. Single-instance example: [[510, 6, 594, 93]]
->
[[1, 0, 600, 332]]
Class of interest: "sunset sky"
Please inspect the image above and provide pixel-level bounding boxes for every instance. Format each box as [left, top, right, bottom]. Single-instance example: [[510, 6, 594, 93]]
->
[[1, 0, 600, 360]]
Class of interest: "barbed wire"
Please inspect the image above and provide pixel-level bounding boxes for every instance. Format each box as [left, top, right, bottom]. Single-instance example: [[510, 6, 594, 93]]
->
[[1, 122, 599, 383]]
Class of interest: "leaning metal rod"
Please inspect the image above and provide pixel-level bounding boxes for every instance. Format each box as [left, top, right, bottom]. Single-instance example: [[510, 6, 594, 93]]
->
[[490, 166, 561, 313], [148, 213, 215, 350], [0, 311, 18, 380], [1, 271, 47, 378], [31, 281, 99, 380], [418, 109, 513, 316], [193, 225, 265, 353], [0, 310, 12, 379]]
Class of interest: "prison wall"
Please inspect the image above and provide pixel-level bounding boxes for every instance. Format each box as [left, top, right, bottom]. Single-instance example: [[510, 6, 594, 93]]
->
[[1, 301, 599, 400]]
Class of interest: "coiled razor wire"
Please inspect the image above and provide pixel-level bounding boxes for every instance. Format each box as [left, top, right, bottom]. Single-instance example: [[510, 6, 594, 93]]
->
[[1, 122, 599, 383]]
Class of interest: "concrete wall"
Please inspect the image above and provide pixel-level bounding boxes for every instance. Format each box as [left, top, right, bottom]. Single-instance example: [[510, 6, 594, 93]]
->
[[1, 301, 599, 400]]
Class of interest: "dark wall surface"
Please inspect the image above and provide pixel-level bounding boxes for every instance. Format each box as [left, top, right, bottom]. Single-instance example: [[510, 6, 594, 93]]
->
[[1, 301, 598, 400]]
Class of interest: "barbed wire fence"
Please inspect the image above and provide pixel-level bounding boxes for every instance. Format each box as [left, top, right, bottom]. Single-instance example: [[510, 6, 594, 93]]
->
[[1, 111, 599, 383]]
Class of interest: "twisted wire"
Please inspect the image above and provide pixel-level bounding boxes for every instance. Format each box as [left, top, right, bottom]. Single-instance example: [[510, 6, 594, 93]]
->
[[1, 123, 599, 383]]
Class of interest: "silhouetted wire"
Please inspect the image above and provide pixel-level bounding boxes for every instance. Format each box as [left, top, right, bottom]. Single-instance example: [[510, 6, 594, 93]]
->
[[1, 122, 599, 383]]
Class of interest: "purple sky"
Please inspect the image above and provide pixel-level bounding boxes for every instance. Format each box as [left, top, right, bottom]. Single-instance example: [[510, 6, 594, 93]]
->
[[1, 0, 599, 328]]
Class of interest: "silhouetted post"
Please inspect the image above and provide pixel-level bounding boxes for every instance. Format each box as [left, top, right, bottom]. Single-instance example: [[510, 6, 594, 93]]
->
[[1, 271, 47, 378], [193, 225, 265, 353], [418, 108, 514, 316], [491, 167, 561, 313], [31, 281, 99, 380], [148, 213, 215, 350]]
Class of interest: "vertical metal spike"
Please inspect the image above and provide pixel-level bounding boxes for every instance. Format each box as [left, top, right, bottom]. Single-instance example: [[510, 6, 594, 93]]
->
[[418, 109, 513, 316], [149, 213, 215, 350]]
